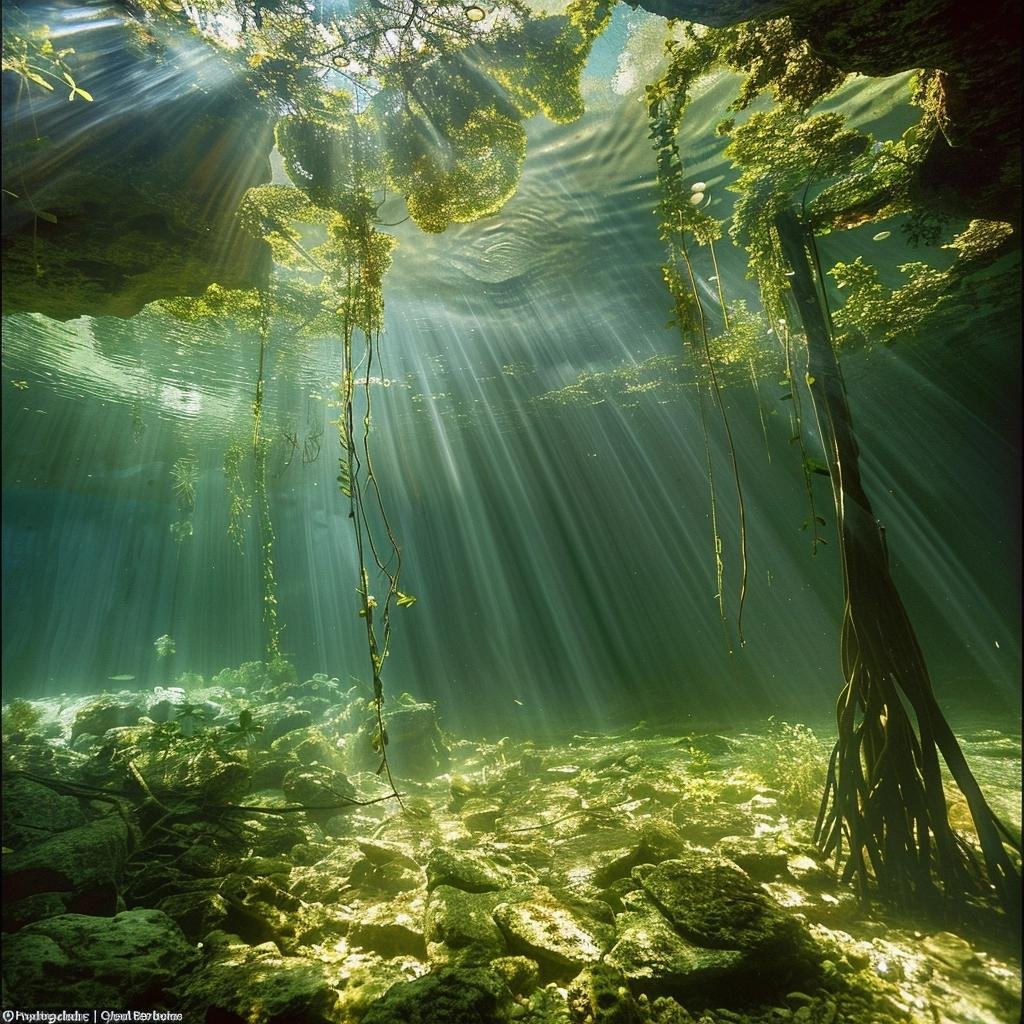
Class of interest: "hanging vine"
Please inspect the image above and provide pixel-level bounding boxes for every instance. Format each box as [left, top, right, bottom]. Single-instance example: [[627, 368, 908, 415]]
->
[[647, 25, 751, 646], [251, 293, 285, 667]]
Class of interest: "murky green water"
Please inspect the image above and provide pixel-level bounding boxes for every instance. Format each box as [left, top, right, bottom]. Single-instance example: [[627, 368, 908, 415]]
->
[[2, 2, 1020, 1021]]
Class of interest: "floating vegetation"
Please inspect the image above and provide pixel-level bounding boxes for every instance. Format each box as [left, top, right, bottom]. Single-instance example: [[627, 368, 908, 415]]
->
[[170, 456, 198, 509], [153, 634, 176, 659]]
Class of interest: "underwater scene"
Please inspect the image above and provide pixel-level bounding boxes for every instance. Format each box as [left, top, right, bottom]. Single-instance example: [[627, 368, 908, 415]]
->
[[1, 0, 1021, 1021]]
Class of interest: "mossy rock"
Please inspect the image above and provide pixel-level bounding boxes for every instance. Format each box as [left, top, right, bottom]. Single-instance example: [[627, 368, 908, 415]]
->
[[634, 855, 822, 992], [424, 885, 508, 962], [177, 938, 338, 1023], [361, 964, 514, 1024], [3, 909, 198, 1009]]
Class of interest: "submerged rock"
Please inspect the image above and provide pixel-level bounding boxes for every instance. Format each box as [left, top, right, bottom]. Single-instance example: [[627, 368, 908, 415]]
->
[[634, 855, 821, 990], [282, 764, 357, 820], [426, 846, 517, 893], [352, 697, 451, 780], [258, 703, 315, 746], [567, 963, 648, 1024], [360, 964, 513, 1024], [70, 695, 146, 740], [156, 890, 230, 941], [716, 835, 791, 881], [492, 886, 615, 979], [2, 776, 87, 849], [489, 954, 540, 996], [424, 884, 508, 961], [2, 813, 132, 916], [604, 907, 745, 999], [3, 909, 198, 1008], [177, 938, 338, 1023], [348, 888, 427, 958], [290, 842, 365, 903]]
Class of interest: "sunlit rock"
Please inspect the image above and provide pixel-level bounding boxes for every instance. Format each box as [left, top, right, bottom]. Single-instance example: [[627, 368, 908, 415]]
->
[[360, 964, 513, 1024], [282, 764, 356, 820], [492, 886, 615, 979], [349, 888, 427, 958], [426, 846, 517, 893], [489, 954, 540, 996], [606, 907, 745, 1000], [70, 694, 146, 740], [177, 937, 339, 1023], [634, 855, 821, 989], [716, 834, 790, 881], [424, 884, 508, 961], [352, 696, 452, 780]]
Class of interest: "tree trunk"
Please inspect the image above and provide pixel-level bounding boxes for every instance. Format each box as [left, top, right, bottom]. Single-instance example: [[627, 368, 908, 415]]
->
[[775, 208, 1020, 917]]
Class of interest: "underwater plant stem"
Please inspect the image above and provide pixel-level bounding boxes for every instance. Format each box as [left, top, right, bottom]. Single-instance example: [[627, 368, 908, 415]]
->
[[253, 295, 283, 663], [680, 235, 748, 646], [710, 235, 771, 458], [776, 208, 1020, 916], [708, 238, 730, 332], [337, 264, 402, 806]]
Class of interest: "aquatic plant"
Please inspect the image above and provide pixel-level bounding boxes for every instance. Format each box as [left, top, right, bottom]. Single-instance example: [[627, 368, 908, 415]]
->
[[171, 456, 198, 507], [154, 634, 176, 660], [174, 702, 209, 739], [1, 8, 93, 101], [647, 25, 755, 643], [1, 698, 42, 737], [742, 719, 829, 817], [140, 0, 621, 802], [220, 709, 265, 749], [169, 519, 193, 544], [222, 440, 251, 552]]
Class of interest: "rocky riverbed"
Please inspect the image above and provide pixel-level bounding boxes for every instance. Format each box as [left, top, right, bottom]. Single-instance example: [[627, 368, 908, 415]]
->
[[2, 667, 1020, 1023]]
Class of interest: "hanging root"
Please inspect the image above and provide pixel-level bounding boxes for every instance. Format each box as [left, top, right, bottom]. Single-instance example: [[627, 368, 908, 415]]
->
[[776, 208, 1021, 919]]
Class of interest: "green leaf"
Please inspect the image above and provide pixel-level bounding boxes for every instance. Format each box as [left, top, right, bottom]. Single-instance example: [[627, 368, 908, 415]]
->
[[36, 210, 58, 224], [803, 457, 831, 477], [396, 591, 417, 608]]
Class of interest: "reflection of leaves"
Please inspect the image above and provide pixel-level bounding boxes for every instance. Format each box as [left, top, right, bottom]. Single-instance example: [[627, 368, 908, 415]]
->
[[481, 8, 607, 124], [276, 109, 385, 211], [238, 185, 333, 268], [373, 62, 527, 233]]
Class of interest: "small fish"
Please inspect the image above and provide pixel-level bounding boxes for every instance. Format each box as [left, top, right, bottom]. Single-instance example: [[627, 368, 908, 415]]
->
[[872, 230, 891, 241], [108, 674, 136, 682], [512, 697, 524, 706]]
